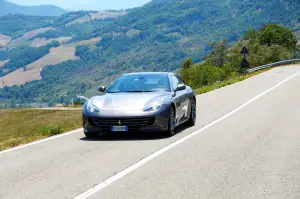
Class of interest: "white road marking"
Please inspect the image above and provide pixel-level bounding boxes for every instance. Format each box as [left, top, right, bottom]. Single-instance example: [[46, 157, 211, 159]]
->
[[73, 70, 300, 199], [0, 128, 83, 155]]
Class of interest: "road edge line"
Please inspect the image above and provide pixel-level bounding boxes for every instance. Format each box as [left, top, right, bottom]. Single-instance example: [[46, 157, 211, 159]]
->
[[0, 128, 83, 155]]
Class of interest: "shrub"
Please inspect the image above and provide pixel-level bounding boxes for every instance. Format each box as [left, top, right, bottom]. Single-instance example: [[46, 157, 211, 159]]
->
[[179, 24, 297, 90], [182, 63, 227, 88], [40, 124, 64, 136]]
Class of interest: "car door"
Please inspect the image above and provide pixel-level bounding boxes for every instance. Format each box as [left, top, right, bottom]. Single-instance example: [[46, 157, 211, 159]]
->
[[175, 75, 190, 119], [171, 75, 189, 122]]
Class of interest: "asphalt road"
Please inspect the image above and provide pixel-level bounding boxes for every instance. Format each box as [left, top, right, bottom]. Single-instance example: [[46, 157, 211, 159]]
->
[[1, 65, 300, 199]]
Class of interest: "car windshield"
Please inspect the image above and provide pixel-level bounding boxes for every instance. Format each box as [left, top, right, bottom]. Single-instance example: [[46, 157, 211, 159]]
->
[[106, 74, 171, 93]]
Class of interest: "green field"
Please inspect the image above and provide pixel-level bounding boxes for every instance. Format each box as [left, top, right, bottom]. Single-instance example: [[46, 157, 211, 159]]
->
[[0, 109, 82, 151]]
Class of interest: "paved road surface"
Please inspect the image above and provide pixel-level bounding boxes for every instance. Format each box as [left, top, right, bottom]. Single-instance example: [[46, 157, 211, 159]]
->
[[1, 65, 300, 199]]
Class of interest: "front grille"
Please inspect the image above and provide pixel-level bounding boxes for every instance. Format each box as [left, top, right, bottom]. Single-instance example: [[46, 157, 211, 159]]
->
[[89, 117, 155, 131]]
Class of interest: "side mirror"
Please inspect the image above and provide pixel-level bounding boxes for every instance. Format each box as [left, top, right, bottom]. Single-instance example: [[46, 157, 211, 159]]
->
[[174, 84, 186, 92], [98, 86, 106, 92]]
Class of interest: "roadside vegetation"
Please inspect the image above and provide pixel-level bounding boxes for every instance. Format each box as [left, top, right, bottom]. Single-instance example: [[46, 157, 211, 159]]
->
[[179, 24, 298, 92], [0, 109, 82, 151]]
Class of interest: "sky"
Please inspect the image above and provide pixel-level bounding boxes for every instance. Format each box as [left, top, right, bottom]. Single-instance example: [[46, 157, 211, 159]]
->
[[8, 0, 152, 10]]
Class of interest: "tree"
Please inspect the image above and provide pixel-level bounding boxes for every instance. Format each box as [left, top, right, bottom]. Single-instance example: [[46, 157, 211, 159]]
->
[[259, 24, 297, 52], [240, 24, 296, 66], [205, 39, 229, 67], [181, 57, 194, 69], [244, 27, 257, 40], [179, 57, 194, 83]]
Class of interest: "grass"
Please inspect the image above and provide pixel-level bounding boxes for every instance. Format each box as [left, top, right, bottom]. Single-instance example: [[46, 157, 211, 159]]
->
[[0, 109, 82, 151], [195, 68, 272, 95]]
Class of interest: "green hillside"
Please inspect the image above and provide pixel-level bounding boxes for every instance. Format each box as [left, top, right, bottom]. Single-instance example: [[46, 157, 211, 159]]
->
[[0, 14, 56, 38], [0, 0, 299, 107], [0, 0, 66, 17]]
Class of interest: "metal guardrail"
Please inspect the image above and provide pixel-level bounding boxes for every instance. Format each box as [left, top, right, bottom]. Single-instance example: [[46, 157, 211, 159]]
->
[[247, 59, 300, 73]]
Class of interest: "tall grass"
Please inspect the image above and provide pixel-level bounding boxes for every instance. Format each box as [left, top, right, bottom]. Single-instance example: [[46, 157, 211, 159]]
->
[[0, 109, 82, 151]]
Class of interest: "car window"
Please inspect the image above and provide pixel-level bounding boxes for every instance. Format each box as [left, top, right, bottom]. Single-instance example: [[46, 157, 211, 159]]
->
[[106, 74, 171, 93], [176, 75, 185, 84], [171, 75, 183, 90]]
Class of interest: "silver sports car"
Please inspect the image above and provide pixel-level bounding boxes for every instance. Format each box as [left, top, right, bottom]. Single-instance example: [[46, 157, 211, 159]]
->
[[82, 72, 196, 137]]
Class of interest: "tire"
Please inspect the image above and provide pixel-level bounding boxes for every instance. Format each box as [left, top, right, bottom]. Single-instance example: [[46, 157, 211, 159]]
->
[[187, 98, 196, 126], [84, 131, 97, 138], [164, 106, 176, 137]]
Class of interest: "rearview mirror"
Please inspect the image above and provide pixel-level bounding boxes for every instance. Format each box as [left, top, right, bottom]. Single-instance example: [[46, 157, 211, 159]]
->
[[175, 84, 186, 92], [98, 86, 106, 92]]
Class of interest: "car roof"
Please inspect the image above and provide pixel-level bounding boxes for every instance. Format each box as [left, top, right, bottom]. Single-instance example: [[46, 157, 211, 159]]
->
[[122, 72, 174, 76]]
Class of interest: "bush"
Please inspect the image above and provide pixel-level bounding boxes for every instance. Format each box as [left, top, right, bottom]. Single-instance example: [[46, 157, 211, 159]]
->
[[181, 63, 227, 88], [259, 24, 297, 51], [179, 24, 297, 90], [40, 124, 64, 136]]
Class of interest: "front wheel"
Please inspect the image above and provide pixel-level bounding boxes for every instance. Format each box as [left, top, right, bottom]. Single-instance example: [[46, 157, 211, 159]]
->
[[187, 98, 196, 126], [164, 106, 176, 137]]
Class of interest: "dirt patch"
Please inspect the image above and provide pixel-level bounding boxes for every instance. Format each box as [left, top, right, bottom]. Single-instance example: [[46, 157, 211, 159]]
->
[[65, 11, 125, 26], [66, 14, 91, 26], [8, 27, 56, 48], [0, 46, 79, 88], [89, 11, 126, 20], [0, 60, 9, 68], [0, 34, 11, 47], [126, 29, 141, 37], [30, 38, 48, 47], [55, 37, 73, 44], [69, 36, 102, 46], [31, 37, 73, 47]]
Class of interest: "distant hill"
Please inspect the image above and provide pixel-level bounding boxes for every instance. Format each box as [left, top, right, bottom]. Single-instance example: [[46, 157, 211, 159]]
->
[[0, 0, 66, 16]]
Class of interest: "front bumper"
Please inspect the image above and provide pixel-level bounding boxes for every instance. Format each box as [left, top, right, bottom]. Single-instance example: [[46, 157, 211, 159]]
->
[[82, 104, 170, 134]]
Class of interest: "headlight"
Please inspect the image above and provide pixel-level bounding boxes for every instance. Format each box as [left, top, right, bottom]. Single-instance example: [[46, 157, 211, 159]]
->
[[143, 97, 165, 112], [87, 100, 100, 113]]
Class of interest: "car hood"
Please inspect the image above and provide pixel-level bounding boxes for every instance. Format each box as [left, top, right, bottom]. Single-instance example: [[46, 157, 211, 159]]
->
[[91, 92, 169, 111]]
